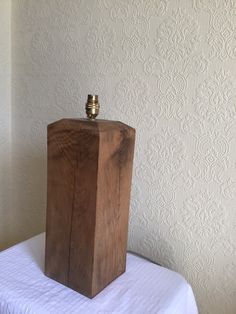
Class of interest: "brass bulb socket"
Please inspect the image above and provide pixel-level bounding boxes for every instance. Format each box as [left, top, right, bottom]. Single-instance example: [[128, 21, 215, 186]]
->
[[86, 94, 100, 120]]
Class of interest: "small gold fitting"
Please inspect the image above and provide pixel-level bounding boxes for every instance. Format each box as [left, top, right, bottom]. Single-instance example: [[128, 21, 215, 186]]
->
[[85, 94, 100, 120]]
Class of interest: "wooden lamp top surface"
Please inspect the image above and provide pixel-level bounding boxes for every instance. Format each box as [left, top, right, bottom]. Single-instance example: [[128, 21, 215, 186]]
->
[[48, 118, 135, 134]]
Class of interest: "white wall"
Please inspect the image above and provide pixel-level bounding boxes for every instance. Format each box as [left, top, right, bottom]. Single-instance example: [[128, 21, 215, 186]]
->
[[11, 0, 236, 313], [0, 0, 11, 249]]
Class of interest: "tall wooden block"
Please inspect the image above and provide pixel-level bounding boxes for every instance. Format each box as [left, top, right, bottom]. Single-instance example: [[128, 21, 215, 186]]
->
[[45, 118, 135, 298]]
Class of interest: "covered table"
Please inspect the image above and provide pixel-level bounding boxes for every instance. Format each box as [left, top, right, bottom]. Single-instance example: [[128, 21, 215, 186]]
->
[[0, 233, 198, 314]]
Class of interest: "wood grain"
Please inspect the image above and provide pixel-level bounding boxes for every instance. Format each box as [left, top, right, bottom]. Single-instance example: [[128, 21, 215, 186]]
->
[[45, 119, 135, 298]]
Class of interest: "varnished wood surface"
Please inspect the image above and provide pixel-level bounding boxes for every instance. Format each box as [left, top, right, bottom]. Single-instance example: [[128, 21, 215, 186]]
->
[[45, 119, 135, 298]]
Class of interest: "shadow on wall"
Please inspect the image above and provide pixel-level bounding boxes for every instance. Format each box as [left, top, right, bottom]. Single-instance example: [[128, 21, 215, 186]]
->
[[5, 146, 47, 250], [0, 155, 11, 250]]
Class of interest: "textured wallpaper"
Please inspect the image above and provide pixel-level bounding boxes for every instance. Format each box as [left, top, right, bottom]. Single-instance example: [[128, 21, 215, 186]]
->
[[11, 0, 236, 313], [0, 0, 11, 249]]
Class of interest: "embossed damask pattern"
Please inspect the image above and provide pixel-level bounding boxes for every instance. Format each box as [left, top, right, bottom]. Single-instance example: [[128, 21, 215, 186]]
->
[[11, 1, 236, 313]]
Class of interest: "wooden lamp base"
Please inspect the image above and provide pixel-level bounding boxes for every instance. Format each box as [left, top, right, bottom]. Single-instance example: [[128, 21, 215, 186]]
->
[[45, 117, 135, 298]]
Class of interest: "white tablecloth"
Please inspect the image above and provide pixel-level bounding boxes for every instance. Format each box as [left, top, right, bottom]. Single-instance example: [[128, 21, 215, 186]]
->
[[0, 233, 198, 314]]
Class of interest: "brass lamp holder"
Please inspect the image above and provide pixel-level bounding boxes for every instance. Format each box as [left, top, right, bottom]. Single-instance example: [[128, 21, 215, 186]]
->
[[86, 95, 100, 120]]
